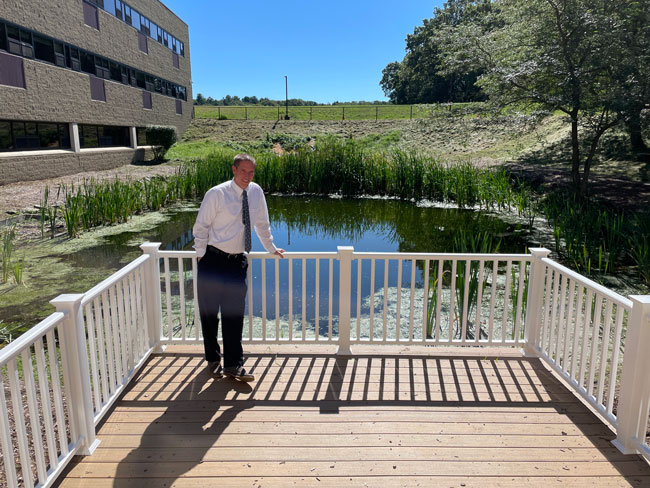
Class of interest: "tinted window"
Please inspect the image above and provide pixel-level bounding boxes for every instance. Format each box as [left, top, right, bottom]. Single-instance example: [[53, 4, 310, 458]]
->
[[39, 123, 59, 148], [136, 127, 147, 146], [0, 23, 7, 52], [115, 0, 123, 20], [109, 61, 121, 82], [81, 125, 98, 147], [80, 51, 95, 74], [0, 121, 12, 150], [33, 34, 55, 63], [54, 41, 65, 67], [59, 123, 71, 148], [124, 5, 132, 25]]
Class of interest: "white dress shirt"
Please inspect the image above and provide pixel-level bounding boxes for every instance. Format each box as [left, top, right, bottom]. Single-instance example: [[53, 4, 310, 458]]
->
[[193, 179, 277, 258]]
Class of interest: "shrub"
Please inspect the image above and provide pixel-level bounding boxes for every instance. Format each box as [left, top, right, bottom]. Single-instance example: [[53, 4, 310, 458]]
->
[[146, 126, 177, 162]]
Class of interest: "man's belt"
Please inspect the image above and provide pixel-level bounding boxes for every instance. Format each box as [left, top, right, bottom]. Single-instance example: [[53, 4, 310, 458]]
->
[[207, 245, 244, 259]]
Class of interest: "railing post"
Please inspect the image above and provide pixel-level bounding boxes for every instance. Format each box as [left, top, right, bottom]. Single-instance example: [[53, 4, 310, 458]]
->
[[140, 242, 164, 353], [337, 246, 354, 355], [612, 295, 650, 454], [522, 248, 551, 357], [50, 294, 100, 456]]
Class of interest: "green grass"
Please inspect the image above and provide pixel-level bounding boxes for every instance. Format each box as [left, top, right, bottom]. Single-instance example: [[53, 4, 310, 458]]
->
[[194, 103, 482, 121]]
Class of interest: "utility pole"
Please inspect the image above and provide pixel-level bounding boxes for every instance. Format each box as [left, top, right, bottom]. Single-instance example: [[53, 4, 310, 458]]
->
[[284, 75, 290, 120]]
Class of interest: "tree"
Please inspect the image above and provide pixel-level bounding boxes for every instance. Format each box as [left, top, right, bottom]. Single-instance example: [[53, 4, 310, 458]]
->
[[380, 0, 491, 104], [439, 0, 644, 196], [146, 126, 177, 162], [194, 93, 206, 105]]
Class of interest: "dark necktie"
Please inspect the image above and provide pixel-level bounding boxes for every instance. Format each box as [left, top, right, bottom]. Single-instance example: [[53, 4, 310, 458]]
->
[[242, 190, 251, 253]]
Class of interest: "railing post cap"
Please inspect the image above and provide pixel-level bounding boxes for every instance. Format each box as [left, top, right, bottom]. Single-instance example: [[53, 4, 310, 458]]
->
[[50, 293, 84, 307], [629, 295, 650, 307], [530, 248, 551, 257], [140, 242, 162, 251]]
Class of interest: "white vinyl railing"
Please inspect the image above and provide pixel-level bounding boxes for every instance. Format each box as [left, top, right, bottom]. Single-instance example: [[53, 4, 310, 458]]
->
[[1, 243, 649, 488]]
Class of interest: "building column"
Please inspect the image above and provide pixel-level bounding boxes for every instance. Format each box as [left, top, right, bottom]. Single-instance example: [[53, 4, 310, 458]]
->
[[70, 123, 81, 153], [130, 126, 138, 149]]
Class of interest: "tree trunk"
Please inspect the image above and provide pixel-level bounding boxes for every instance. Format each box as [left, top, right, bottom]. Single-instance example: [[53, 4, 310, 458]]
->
[[627, 106, 650, 160], [570, 113, 582, 195]]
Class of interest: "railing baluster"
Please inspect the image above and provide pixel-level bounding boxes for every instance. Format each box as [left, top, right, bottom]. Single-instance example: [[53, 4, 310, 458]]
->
[[548, 269, 560, 357], [262, 257, 267, 341], [22, 348, 47, 484], [555, 272, 568, 363], [436, 259, 443, 342], [93, 297, 109, 403], [476, 260, 485, 344], [607, 305, 624, 414], [328, 258, 334, 340], [514, 260, 525, 344], [461, 259, 471, 342], [84, 302, 101, 412], [422, 258, 430, 343], [0, 376, 18, 487], [276, 259, 280, 340], [396, 258, 403, 341], [288, 258, 293, 341], [120, 277, 133, 372], [409, 258, 415, 342], [8, 360, 33, 488], [488, 260, 497, 342], [46, 329, 68, 456], [356, 258, 362, 341], [116, 280, 128, 375], [370, 258, 376, 341], [382, 259, 389, 341], [578, 289, 594, 388], [502, 260, 512, 343], [315, 258, 320, 341], [109, 287, 123, 384], [596, 299, 614, 406], [301, 258, 306, 340], [178, 257, 186, 341], [562, 279, 576, 373], [34, 337, 58, 469], [101, 290, 117, 393], [449, 259, 457, 341], [587, 294, 604, 398], [163, 257, 172, 340], [570, 284, 585, 379]]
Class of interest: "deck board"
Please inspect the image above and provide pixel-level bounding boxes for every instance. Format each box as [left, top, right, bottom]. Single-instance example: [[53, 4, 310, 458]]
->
[[56, 346, 650, 487]]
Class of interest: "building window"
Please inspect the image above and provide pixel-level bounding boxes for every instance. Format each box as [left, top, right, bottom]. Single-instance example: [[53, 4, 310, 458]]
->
[[0, 23, 7, 52], [138, 32, 148, 53], [7, 26, 33, 58], [85, 0, 104, 8], [140, 16, 150, 36], [136, 127, 148, 146], [80, 50, 95, 74], [172, 52, 179, 69], [54, 41, 65, 67], [176, 99, 182, 115], [143, 90, 152, 109], [83, 2, 100, 30], [0, 51, 26, 88], [0, 120, 70, 152], [81, 125, 129, 147], [114, 0, 124, 20], [90, 76, 106, 101], [66, 45, 81, 70], [124, 5, 132, 25], [95, 57, 110, 78]]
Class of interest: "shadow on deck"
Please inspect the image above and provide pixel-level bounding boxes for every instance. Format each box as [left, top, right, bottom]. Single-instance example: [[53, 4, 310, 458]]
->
[[56, 346, 650, 487]]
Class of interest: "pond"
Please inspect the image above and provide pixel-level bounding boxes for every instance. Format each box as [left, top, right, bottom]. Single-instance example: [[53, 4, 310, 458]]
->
[[0, 195, 531, 340]]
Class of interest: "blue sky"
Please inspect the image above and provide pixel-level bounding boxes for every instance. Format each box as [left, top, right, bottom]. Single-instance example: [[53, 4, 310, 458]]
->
[[160, 0, 442, 104]]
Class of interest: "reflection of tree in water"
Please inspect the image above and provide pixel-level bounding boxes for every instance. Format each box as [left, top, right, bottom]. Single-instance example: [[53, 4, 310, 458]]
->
[[266, 195, 527, 254]]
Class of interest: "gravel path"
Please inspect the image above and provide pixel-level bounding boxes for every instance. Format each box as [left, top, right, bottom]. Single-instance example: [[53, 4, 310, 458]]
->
[[0, 161, 179, 219]]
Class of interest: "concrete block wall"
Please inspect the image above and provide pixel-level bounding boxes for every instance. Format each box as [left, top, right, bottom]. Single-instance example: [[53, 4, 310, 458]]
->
[[0, 147, 153, 185]]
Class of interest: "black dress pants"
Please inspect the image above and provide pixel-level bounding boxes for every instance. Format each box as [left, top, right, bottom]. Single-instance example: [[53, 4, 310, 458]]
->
[[197, 247, 248, 368]]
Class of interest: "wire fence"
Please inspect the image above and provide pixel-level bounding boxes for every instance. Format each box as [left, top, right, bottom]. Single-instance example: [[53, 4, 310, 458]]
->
[[194, 103, 478, 121]]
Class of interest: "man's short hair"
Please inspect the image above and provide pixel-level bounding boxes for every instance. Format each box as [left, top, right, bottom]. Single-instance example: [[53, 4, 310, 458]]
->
[[233, 153, 256, 167]]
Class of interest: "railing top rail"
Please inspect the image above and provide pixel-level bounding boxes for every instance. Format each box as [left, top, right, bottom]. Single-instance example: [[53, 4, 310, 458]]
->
[[353, 252, 533, 260], [157, 250, 339, 259], [0, 312, 66, 366], [81, 254, 150, 306], [541, 257, 633, 310]]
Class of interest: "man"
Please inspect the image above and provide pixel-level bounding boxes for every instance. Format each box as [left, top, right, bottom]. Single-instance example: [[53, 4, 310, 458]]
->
[[193, 153, 284, 381]]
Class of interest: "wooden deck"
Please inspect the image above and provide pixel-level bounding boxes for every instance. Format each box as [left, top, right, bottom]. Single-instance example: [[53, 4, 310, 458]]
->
[[57, 345, 650, 487]]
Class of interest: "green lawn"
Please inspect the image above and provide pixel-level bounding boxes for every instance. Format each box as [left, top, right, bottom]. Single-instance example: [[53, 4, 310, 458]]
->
[[194, 103, 480, 121]]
